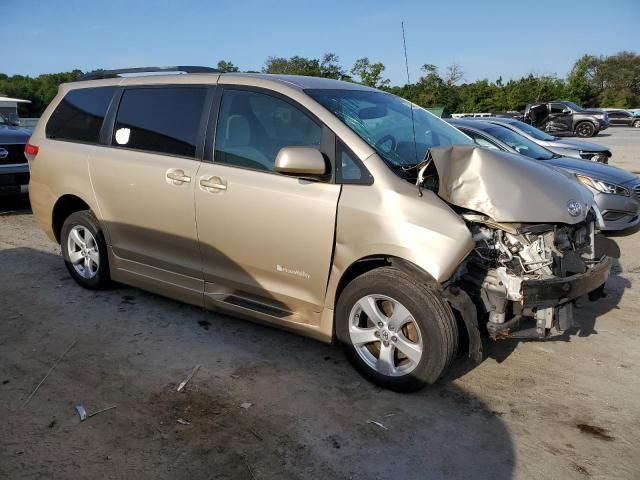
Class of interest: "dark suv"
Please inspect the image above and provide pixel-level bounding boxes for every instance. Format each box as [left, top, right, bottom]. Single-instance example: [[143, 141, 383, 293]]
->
[[523, 101, 609, 137], [0, 113, 31, 195], [607, 110, 640, 128]]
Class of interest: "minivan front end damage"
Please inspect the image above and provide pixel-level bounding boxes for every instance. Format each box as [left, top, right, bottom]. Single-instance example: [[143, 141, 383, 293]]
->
[[454, 213, 611, 339], [425, 146, 612, 341]]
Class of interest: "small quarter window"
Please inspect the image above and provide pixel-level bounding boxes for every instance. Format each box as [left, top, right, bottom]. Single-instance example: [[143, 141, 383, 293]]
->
[[46, 87, 116, 143], [336, 141, 372, 184], [113, 87, 207, 158]]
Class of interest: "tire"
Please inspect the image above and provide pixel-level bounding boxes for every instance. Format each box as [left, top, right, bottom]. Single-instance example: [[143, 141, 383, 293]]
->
[[575, 121, 596, 137], [335, 266, 458, 392], [633, 120, 640, 128], [61, 210, 111, 290]]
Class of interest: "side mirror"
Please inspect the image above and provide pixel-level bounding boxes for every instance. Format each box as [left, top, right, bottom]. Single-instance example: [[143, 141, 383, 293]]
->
[[274, 146, 327, 176], [6, 113, 20, 126], [562, 108, 571, 115]]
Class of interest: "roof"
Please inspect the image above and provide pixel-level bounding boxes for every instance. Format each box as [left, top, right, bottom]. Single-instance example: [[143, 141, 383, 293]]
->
[[0, 96, 31, 103], [66, 72, 377, 92]]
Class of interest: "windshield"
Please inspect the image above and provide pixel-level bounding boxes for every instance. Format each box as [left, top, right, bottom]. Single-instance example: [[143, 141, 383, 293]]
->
[[306, 89, 472, 167], [563, 101, 584, 112], [483, 125, 555, 160], [506, 120, 556, 141]]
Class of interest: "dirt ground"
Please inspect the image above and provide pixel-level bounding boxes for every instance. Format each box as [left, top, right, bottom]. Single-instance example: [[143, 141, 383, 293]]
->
[[1, 127, 639, 480]]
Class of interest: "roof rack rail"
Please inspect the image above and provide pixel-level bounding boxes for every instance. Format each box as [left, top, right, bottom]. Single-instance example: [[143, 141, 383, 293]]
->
[[80, 66, 220, 81]]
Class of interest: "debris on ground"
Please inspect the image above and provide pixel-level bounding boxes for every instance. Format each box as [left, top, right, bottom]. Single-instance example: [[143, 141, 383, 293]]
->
[[176, 418, 191, 425], [22, 340, 77, 408], [248, 427, 263, 441], [576, 423, 615, 441], [366, 419, 388, 430], [75, 404, 117, 422], [177, 364, 201, 392], [75, 405, 88, 421], [243, 455, 257, 480], [240, 402, 253, 409]]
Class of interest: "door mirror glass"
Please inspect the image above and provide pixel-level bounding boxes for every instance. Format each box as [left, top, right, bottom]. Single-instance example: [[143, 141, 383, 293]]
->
[[274, 146, 327, 176]]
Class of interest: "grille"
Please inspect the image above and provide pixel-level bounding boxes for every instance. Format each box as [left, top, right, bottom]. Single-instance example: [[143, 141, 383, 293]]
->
[[0, 144, 27, 166], [634, 184, 640, 199]]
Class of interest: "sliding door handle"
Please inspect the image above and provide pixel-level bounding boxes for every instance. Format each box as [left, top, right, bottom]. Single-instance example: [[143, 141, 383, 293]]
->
[[166, 169, 191, 184], [200, 176, 227, 191]]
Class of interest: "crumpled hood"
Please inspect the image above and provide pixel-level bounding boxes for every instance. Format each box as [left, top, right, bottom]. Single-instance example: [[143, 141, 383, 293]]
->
[[430, 145, 593, 224], [549, 137, 609, 152], [547, 156, 639, 184], [0, 124, 31, 143]]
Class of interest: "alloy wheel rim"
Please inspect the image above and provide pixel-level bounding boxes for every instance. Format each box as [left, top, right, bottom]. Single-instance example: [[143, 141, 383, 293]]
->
[[348, 294, 423, 377], [577, 124, 593, 136], [67, 226, 100, 279]]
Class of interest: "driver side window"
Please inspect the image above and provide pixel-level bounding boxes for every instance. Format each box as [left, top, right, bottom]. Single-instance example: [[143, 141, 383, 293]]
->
[[550, 103, 567, 115], [214, 89, 322, 172]]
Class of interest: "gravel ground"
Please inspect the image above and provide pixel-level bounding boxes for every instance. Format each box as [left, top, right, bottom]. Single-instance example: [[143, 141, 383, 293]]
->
[[1, 127, 639, 479]]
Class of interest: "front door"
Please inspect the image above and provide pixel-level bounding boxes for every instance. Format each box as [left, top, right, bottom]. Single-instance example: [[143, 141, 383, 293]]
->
[[195, 88, 340, 323], [90, 86, 210, 303], [546, 103, 573, 134]]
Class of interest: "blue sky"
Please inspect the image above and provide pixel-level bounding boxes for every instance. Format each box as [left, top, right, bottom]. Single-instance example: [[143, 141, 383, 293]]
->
[[2, 0, 638, 85]]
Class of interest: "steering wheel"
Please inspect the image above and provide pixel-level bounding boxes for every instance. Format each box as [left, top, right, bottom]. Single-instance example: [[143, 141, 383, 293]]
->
[[375, 134, 397, 154]]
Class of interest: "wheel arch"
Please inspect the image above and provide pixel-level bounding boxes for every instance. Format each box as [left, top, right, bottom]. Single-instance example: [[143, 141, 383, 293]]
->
[[331, 254, 482, 362], [51, 194, 92, 244]]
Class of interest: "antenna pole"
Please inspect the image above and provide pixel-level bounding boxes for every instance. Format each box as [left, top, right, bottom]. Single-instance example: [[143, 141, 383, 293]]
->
[[402, 21, 410, 85]]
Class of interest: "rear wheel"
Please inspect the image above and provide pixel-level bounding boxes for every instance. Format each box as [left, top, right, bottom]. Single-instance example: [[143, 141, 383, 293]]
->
[[61, 210, 111, 290], [575, 121, 596, 137], [336, 266, 458, 392]]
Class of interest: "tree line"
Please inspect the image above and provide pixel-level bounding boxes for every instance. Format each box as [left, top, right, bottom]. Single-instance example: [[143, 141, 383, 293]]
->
[[1, 51, 638, 118]]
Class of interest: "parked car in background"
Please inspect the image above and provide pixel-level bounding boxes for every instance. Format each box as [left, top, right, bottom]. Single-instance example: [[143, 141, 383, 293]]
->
[[607, 109, 640, 128], [449, 118, 640, 231], [26, 67, 612, 392], [0, 112, 31, 195], [523, 100, 609, 137], [473, 117, 612, 163]]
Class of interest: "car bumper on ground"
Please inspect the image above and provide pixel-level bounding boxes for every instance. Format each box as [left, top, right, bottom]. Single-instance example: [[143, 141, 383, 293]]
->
[[0, 164, 30, 195]]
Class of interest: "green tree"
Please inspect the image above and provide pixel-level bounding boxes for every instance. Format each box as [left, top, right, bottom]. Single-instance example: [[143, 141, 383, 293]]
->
[[351, 57, 389, 88], [216, 60, 239, 73]]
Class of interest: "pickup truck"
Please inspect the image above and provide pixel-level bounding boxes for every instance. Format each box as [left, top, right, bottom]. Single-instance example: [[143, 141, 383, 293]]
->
[[522, 101, 609, 138]]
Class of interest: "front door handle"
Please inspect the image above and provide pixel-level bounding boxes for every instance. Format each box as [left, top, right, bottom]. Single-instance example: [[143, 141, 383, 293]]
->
[[166, 169, 191, 185], [200, 176, 227, 191]]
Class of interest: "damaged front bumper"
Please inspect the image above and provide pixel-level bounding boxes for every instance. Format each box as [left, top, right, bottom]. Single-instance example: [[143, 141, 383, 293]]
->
[[486, 256, 612, 339], [521, 256, 612, 308]]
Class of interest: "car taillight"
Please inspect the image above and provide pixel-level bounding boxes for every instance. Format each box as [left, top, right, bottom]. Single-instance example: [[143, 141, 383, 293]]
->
[[25, 143, 39, 156]]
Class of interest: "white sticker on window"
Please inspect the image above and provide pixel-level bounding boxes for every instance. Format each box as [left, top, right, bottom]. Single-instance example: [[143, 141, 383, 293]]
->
[[115, 127, 131, 145]]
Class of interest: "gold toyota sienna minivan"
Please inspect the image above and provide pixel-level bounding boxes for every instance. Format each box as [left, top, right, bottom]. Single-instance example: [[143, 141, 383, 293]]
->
[[27, 66, 612, 392]]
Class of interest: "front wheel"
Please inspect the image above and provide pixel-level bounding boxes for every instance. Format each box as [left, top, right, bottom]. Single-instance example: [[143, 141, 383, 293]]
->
[[575, 121, 596, 137], [61, 210, 111, 290], [336, 266, 458, 392], [633, 120, 640, 128]]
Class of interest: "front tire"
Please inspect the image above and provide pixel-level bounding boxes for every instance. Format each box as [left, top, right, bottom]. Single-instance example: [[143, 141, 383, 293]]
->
[[61, 210, 111, 290], [575, 121, 596, 137], [633, 120, 640, 128], [336, 266, 458, 392]]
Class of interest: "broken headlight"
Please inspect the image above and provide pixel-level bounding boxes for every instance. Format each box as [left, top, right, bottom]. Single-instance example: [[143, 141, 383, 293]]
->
[[576, 174, 630, 197]]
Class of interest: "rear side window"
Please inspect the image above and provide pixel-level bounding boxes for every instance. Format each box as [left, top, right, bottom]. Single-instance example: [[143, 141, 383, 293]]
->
[[112, 87, 207, 158], [46, 87, 116, 143]]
